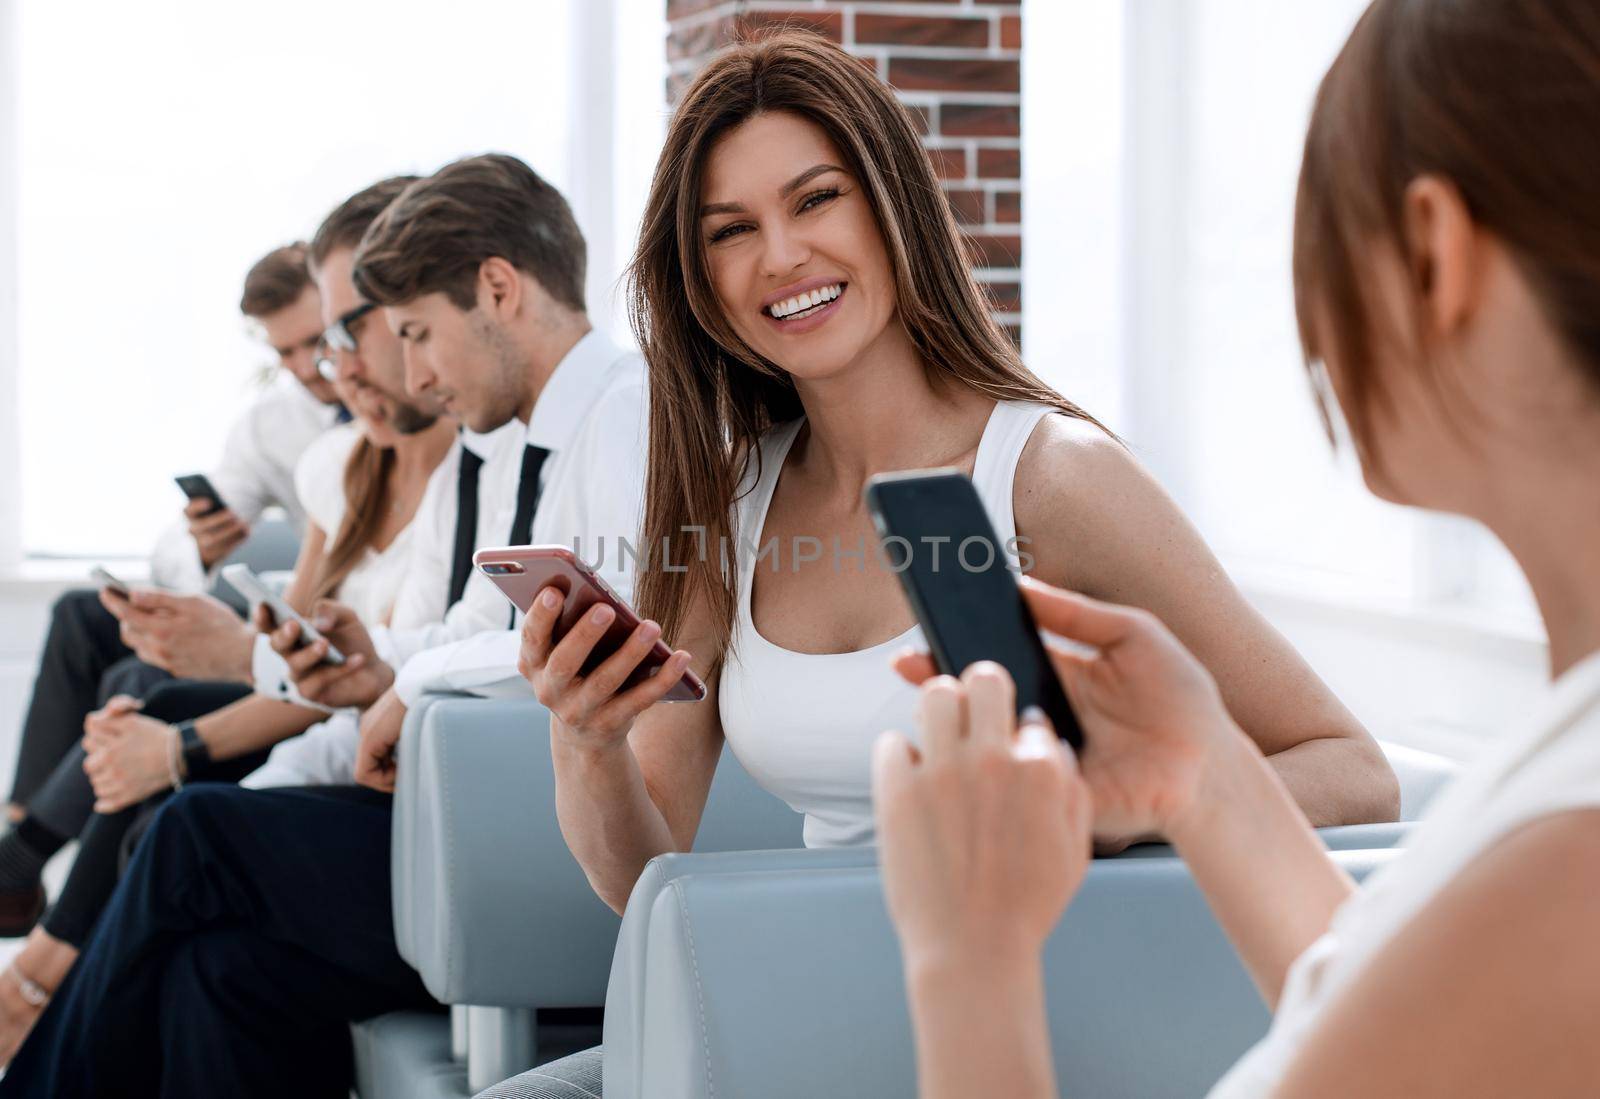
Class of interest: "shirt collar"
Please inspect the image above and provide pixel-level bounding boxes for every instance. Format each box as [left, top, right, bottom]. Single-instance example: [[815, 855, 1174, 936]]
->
[[459, 419, 519, 460], [526, 328, 630, 453]]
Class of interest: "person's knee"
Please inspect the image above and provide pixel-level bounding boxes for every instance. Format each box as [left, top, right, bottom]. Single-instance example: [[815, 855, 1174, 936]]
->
[[137, 786, 241, 863], [51, 588, 108, 632]]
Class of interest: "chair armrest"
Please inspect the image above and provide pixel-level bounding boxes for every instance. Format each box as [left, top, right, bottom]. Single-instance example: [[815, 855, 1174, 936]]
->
[[1381, 739, 1459, 819], [391, 694, 619, 1007], [603, 843, 1402, 1099], [1113, 820, 1414, 858], [391, 694, 806, 1008]]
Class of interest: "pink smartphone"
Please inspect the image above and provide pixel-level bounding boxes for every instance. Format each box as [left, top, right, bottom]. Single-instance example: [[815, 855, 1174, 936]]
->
[[474, 544, 707, 703]]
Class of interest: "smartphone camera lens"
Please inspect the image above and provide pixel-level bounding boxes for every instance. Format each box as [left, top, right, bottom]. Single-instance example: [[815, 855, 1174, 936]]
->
[[480, 563, 526, 576]]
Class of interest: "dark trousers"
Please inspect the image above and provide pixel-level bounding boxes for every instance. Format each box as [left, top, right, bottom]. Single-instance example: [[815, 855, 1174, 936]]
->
[[0, 784, 436, 1099], [12, 589, 170, 807], [40, 680, 261, 947]]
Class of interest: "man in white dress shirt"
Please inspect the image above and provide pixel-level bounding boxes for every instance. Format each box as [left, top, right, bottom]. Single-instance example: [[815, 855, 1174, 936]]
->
[[0, 155, 651, 1099], [149, 244, 347, 591], [0, 245, 341, 933]]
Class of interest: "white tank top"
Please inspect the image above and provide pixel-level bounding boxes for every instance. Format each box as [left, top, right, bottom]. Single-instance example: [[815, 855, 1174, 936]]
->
[[719, 400, 1054, 848], [1210, 646, 1600, 1095]]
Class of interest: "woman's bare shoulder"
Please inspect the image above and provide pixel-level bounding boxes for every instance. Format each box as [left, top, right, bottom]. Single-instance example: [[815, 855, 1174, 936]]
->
[[1014, 413, 1198, 591]]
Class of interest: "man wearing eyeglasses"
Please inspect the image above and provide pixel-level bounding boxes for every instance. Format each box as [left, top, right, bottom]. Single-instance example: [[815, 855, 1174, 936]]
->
[[0, 244, 344, 940], [150, 243, 348, 592], [89, 178, 452, 697]]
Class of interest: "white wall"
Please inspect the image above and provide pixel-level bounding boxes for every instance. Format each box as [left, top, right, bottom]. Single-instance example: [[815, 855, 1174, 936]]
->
[[0, 1, 20, 570], [14, 0, 574, 559]]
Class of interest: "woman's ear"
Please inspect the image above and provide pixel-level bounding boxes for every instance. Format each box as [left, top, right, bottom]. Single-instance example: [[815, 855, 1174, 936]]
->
[[1402, 175, 1479, 341]]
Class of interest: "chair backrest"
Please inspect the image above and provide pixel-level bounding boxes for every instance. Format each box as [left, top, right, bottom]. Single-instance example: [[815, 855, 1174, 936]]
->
[[695, 745, 806, 853], [605, 846, 1403, 1099], [211, 514, 301, 612]]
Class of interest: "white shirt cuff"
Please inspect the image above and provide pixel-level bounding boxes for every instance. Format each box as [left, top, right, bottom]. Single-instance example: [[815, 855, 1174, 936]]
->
[[392, 632, 530, 707]]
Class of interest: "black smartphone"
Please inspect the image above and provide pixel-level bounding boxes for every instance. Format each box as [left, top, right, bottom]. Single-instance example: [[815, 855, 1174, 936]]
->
[[174, 473, 226, 517], [865, 469, 1084, 750]]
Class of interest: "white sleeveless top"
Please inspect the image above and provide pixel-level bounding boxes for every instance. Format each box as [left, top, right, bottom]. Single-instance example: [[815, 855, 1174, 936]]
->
[[1210, 647, 1600, 1095], [719, 400, 1054, 848], [243, 429, 451, 790]]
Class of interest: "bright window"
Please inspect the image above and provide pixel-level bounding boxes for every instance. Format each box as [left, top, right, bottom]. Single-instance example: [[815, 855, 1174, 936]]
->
[[1025, 0, 1536, 625], [16, 0, 573, 557]]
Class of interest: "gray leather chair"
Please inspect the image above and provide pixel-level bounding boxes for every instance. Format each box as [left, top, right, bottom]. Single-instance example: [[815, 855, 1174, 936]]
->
[[358, 693, 1456, 1099], [604, 844, 1402, 1099], [210, 514, 301, 611], [355, 694, 804, 1097]]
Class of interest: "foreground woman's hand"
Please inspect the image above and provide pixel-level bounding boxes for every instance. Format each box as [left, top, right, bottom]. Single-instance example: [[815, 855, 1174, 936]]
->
[[82, 697, 178, 812], [517, 586, 694, 753], [893, 577, 1247, 844], [872, 662, 1087, 1099], [873, 662, 1092, 974]]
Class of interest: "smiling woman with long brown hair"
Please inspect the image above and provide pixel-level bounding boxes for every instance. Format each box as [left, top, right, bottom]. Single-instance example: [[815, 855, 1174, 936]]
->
[[483, 29, 1398, 1097]]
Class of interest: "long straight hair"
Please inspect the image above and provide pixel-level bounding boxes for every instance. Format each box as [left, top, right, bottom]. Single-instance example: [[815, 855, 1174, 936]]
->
[[307, 438, 393, 605], [629, 31, 1104, 660]]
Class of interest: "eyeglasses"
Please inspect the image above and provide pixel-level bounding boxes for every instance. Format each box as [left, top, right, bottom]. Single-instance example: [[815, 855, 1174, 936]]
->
[[315, 302, 379, 379]]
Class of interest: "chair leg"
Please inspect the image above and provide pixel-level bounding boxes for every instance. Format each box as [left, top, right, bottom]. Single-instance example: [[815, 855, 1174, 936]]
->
[[451, 1005, 470, 1063], [466, 1005, 538, 1094]]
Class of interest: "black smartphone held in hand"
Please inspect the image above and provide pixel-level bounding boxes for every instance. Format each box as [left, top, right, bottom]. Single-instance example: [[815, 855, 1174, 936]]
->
[[174, 473, 226, 516], [865, 469, 1084, 751], [219, 564, 347, 667]]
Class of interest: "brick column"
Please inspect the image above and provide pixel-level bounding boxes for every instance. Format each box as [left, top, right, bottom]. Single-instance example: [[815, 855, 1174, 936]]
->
[[666, 1, 1023, 346]]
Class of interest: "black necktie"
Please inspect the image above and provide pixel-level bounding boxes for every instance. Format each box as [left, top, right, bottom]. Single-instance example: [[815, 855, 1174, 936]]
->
[[446, 447, 484, 608], [506, 444, 551, 627], [509, 444, 550, 546]]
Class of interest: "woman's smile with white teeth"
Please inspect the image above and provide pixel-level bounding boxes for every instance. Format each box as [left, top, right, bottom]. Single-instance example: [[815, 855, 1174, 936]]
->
[[766, 282, 844, 320]]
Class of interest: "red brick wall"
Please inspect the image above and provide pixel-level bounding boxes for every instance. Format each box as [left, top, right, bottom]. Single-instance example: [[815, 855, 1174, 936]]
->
[[665, 1, 1023, 346]]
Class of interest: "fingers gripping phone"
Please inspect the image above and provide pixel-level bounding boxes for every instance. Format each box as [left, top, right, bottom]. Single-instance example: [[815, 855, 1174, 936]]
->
[[864, 470, 1085, 750], [220, 563, 346, 666], [174, 473, 227, 517], [474, 545, 707, 703]]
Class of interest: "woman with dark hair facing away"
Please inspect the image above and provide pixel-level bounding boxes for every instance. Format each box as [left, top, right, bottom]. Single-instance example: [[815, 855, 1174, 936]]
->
[[874, 0, 1600, 1095], [486, 29, 1398, 1096]]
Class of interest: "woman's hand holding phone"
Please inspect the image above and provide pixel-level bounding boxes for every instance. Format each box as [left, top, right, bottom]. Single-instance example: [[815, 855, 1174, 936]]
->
[[889, 577, 1253, 851], [519, 585, 696, 752], [259, 600, 394, 710]]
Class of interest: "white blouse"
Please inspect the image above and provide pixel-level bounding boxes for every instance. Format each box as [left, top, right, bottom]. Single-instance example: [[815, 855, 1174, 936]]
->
[[1210, 647, 1600, 1095], [242, 425, 437, 789]]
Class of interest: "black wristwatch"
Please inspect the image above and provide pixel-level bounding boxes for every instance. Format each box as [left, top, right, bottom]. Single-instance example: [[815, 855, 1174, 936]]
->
[[174, 720, 212, 777]]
